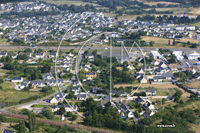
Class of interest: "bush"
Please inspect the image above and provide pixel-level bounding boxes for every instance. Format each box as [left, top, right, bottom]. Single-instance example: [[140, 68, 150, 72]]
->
[[72, 115, 78, 121], [66, 112, 73, 117]]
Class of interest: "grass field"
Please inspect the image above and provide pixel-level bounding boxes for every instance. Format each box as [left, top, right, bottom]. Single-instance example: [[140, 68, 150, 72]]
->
[[0, 90, 43, 104], [0, 124, 6, 133], [144, 1, 179, 6], [0, 39, 8, 44], [0, 81, 15, 89], [184, 80, 200, 89], [114, 83, 190, 97], [141, 36, 200, 48], [192, 21, 200, 27]]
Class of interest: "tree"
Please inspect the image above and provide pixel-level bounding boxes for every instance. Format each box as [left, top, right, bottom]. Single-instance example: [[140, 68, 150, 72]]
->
[[168, 40, 170, 46], [18, 120, 27, 133], [162, 98, 166, 104], [43, 107, 54, 119], [72, 115, 78, 121], [58, 106, 66, 115], [115, 92, 121, 97], [66, 112, 73, 117], [24, 48, 32, 53], [173, 39, 176, 46], [28, 112, 36, 132], [67, 93, 75, 99], [149, 41, 154, 47], [0, 86, 2, 90]]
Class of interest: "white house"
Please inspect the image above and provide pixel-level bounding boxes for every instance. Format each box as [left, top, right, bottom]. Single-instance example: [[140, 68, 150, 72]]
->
[[175, 26, 185, 31], [0, 52, 7, 58], [173, 51, 184, 60], [186, 25, 195, 31], [149, 51, 161, 59], [35, 53, 45, 59], [185, 51, 200, 60], [11, 77, 23, 82]]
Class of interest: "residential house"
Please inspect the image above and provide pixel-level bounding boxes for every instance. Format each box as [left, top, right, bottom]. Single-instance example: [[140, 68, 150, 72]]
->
[[11, 53, 18, 59], [32, 108, 45, 114], [85, 72, 97, 79], [159, 62, 167, 68], [193, 73, 200, 80], [153, 76, 163, 82], [135, 96, 146, 104], [50, 93, 67, 104], [126, 64, 135, 70], [11, 77, 23, 82], [155, 67, 169, 74], [162, 73, 173, 80], [60, 63, 70, 68], [151, 60, 159, 66], [187, 67, 196, 74], [185, 51, 200, 60], [92, 87, 103, 94], [186, 25, 195, 31], [138, 75, 148, 83], [20, 80, 30, 89], [143, 110, 155, 117], [49, 52, 56, 58], [107, 90, 127, 96], [173, 51, 184, 60], [0, 52, 7, 58], [169, 64, 178, 71], [71, 86, 81, 94], [35, 52, 45, 59], [32, 80, 46, 88], [85, 53, 94, 62], [73, 81, 80, 87], [117, 102, 134, 118], [77, 93, 88, 100], [149, 51, 161, 59], [145, 89, 156, 96], [42, 73, 54, 80], [143, 101, 155, 110], [23, 52, 32, 57], [175, 26, 185, 31], [47, 79, 64, 86], [50, 105, 78, 112]]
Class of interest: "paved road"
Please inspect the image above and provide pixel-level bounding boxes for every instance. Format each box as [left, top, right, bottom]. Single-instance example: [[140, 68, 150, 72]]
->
[[0, 82, 72, 112], [1, 44, 200, 52]]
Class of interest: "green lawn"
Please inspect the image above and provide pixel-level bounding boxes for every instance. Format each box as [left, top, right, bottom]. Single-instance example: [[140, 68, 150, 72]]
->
[[191, 21, 200, 27], [157, 90, 170, 96]]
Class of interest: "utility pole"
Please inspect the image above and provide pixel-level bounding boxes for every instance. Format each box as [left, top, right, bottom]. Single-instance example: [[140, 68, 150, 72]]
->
[[110, 37, 112, 103]]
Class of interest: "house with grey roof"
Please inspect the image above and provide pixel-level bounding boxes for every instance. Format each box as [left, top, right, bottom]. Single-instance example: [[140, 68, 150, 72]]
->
[[0, 52, 7, 58], [153, 76, 163, 82], [145, 89, 156, 96], [47, 79, 64, 86], [42, 73, 54, 80], [117, 102, 134, 118], [77, 93, 87, 101], [32, 80, 46, 88], [20, 80, 30, 89], [11, 77, 23, 82]]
